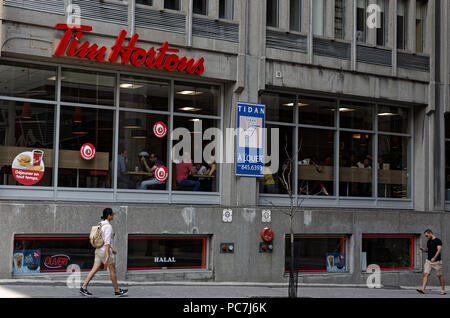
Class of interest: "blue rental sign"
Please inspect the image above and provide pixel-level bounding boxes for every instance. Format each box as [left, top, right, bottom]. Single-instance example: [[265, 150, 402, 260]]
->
[[236, 102, 265, 177]]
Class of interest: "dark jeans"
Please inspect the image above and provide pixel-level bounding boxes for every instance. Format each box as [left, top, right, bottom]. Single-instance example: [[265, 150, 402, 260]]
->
[[177, 179, 200, 191]]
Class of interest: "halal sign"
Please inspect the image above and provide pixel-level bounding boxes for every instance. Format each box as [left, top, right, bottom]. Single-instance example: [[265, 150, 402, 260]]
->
[[80, 143, 96, 160]]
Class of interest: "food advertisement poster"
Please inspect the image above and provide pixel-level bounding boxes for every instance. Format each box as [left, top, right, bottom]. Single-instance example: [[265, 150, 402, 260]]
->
[[12, 150, 45, 185], [12, 249, 41, 274], [326, 252, 346, 272]]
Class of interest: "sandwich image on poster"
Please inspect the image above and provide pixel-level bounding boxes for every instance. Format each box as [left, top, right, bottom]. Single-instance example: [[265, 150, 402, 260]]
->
[[12, 250, 41, 274], [11, 150, 45, 185]]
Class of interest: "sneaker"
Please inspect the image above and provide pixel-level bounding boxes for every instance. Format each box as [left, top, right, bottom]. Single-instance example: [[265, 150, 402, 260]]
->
[[80, 287, 93, 296], [114, 288, 128, 297]]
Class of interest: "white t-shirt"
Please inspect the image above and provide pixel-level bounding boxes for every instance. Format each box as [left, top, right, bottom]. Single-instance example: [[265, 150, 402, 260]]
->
[[99, 220, 114, 252]]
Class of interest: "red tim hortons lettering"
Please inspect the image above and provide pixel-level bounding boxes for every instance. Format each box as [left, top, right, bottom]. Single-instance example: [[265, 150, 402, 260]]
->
[[53, 24, 205, 75]]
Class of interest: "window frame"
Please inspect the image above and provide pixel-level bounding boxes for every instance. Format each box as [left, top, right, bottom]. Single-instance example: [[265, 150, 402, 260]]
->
[[259, 90, 414, 209]]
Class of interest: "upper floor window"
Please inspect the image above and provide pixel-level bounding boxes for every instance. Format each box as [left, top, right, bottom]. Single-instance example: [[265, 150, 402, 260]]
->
[[397, 0, 407, 50], [334, 0, 344, 39], [289, 0, 301, 32], [136, 0, 153, 5], [164, 0, 180, 10], [416, 0, 427, 53], [193, 0, 207, 15], [219, 0, 234, 20], [266, 0, 279, 28], [312, 0, 325, 36]]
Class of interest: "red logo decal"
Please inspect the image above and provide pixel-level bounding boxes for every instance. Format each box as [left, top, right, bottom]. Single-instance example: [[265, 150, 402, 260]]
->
[[153, 122, 167, 138], [154, 166, 169, 182], [80, 143, 96, 160]]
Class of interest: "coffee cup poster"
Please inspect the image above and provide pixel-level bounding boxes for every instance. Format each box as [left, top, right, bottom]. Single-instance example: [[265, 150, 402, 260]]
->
[[12, 150, 45, 185]]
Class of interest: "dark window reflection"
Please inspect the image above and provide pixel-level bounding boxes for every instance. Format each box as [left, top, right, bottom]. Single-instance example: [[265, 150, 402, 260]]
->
[[285, 236, 346, 272], [174, 82, 219, 116], [61, 69, 115, 106], [0, 100, 54, 186], [120, 76, 169, 111], [339, 131, 373, 197], [362, 236, 414, 269], [339, 101, 373, 131], [298, 96, 335, 127], [298, 128, 334, 196], [260, 92, 295, 123], [0, 61, 56, 100]]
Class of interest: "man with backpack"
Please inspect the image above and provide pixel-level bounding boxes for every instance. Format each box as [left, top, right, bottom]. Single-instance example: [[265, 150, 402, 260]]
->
[[80, 208, 128, 297]]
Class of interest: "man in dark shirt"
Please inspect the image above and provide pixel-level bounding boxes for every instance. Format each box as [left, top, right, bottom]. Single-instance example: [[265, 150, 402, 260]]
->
[[417, 229, 446, 295]]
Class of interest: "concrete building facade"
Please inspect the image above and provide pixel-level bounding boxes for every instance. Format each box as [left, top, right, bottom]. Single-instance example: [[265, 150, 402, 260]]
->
[[0, 0, 449, 287]]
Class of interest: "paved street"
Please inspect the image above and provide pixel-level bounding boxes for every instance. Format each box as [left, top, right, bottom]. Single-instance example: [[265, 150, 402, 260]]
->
[[0, 280, 448, 298]]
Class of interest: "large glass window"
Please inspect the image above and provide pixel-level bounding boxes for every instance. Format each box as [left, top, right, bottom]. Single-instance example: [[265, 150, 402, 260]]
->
[[260, 92, 295, 123], [219, 0, 234, 19], [60, 69, 115, 106], [0, 100, 55, 187], [127, 236, 208, 270], [289, 0, 302, 32], [260, 92, 412, 202], [285, 236, 347, 272], [58, 107, 114, 189], [174, 82, 219, 116], [266, 0, 279, 28], [0, 61, 56, 100], [172, 116, 219, 192], [193, 0, 207, 15], [136, 0, 153, 5], [362, 236, 415, 270], [298, 128, 335, 196], [120, 76, 169, 111], [118, 112, 169, 190]]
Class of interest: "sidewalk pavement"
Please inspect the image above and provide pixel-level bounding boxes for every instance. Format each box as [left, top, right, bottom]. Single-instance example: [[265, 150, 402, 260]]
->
[[0, 279, 449, 298]]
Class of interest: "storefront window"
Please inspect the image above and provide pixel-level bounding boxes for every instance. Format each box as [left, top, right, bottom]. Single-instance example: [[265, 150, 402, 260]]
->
[[174, 82, 219, 116], [120, 76, 169, 111], [298, 96, 335, 127], [260, 92, 295, 123], [339, 131, 373, 197], [285, 236, 347, 272], [0, 61, 56, 100], [127, 236, 208, 270], [298, 128, 334, 196], [377, 135, 409, 198], [362, 236, 414, 270], [172, 117, 218, 192], [13, 236, 102, 274], [60, 69, 115, 106], [378, 105, 410, 134], [260, 124, 293, 195], [0, 100, 54, 186], [118, 112, 169, 190], [58, 106, 114, 188]]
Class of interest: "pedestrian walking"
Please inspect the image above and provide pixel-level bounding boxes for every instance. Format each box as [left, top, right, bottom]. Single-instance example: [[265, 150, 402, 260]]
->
[[80, 208, 128, 297], [417, 229, 446, 295]]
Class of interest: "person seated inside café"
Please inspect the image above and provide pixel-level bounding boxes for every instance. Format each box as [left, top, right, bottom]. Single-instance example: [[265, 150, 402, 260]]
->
[[138, 152, 165, 190], [110, 148, 135, 189], [176, 152, 200, 191]]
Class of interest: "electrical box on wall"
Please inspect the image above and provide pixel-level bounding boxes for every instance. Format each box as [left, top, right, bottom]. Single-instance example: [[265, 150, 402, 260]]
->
[[220, 243, 234, 253], [259, 242, 273, 253]]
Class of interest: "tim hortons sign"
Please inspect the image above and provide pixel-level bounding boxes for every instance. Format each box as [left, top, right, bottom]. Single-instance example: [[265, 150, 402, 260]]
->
[[53, 24, 205, 75]]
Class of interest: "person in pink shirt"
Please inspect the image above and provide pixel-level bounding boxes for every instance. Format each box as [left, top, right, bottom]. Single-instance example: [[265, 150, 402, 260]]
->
[[176, 153, 200, 191]]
